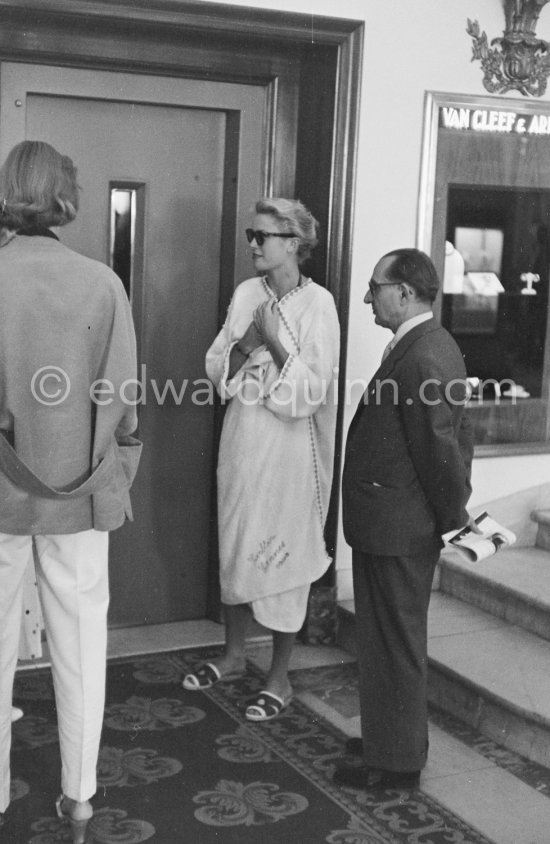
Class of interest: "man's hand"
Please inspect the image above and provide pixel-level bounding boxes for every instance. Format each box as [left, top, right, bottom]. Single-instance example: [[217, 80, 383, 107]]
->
[[465, 513, 483, 534]]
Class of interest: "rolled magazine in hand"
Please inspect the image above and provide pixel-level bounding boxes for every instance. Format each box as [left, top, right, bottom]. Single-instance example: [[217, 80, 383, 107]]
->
[[443, 512, 517, 563]]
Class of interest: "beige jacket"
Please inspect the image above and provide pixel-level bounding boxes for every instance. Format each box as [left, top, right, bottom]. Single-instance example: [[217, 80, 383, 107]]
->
[[0, 234, 141, 534]]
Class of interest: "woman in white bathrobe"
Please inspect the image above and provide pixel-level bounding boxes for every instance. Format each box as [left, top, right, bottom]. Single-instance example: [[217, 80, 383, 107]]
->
[[183, 198, 339, 720]]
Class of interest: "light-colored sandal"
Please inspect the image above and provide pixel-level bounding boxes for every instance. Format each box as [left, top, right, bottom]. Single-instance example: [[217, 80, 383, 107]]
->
[[245, 690, 293, 722], [182, 661, 243, 690], [56, 795, 92, 844]]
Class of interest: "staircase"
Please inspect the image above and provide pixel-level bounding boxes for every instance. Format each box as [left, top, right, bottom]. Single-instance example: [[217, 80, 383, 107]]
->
[[337, 498, 550, 769]]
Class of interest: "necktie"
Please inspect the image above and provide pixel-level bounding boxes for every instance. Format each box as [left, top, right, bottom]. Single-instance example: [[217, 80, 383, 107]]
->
[[381, 341, 393, 362]]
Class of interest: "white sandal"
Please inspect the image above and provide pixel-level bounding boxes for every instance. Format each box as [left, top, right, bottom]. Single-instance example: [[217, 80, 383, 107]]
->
[[245, 690, 293, 721], [182, 662, 244, 691]]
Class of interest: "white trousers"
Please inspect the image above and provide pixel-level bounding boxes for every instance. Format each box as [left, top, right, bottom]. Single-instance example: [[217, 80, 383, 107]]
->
[[0, 529, 109, 811]]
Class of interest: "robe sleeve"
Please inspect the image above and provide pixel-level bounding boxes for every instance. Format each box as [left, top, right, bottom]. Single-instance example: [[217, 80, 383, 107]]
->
[[205, 291, 243, 400], [264, 291, 340, 420], [205, 285, 272, 401]]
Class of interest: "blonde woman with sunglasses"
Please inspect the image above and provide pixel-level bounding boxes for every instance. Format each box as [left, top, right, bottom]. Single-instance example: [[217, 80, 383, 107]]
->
[[184, 198, 339, 721]]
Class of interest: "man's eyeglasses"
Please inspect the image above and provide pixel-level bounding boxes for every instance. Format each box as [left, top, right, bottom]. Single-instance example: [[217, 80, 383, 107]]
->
[[368, 280, 401, 295], [245, 228, 297, 247]]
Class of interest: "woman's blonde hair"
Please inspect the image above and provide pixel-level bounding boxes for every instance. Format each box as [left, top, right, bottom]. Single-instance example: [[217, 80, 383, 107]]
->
[[0, 140, 79, 229], [255, 197, 319, 262]]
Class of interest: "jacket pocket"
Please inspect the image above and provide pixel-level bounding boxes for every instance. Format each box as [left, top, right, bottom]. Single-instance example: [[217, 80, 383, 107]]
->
[[116, 435, 143, 487]]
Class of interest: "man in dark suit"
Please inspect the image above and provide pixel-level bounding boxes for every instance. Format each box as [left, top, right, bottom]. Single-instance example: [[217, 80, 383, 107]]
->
[[334, 248, 474, 791]]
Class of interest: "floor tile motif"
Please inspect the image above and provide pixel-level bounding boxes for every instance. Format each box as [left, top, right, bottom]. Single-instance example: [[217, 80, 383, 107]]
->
[[140, 647, 495, 843], [7, 647, 497, 843]]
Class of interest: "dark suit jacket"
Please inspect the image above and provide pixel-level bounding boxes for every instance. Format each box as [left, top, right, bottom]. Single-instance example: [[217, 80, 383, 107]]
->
[[342, 318, 473, 556]]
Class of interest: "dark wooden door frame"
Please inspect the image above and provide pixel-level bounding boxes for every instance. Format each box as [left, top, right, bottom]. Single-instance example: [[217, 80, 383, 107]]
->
[[0, 0, 362, 305], [0, 0, 364, 588]]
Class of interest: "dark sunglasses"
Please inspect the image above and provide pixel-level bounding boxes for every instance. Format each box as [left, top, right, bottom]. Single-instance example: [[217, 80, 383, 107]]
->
[[245, 228, 297, 247]]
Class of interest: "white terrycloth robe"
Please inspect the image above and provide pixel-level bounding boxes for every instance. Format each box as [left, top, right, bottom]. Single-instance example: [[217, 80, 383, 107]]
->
[[206, 276, 340, 621]]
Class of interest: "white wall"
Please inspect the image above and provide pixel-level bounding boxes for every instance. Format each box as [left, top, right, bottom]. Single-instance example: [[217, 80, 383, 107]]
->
[[202, 0, 550, 595]]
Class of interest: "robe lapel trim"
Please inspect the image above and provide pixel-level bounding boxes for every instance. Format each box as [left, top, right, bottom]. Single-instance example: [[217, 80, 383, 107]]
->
[[261, 275, 312, 306], [261, 276, 310, 353], [308, 415, 325, 524]]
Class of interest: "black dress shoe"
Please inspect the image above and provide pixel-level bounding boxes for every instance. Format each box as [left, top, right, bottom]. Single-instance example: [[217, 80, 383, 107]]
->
[[333, 762, 420, 791], [344, 737, 363, 756]]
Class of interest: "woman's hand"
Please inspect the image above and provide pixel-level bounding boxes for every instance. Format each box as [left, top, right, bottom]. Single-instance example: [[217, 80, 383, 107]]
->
[[253, 299, 289, 371], [237, 320, 264, 356], [254, 299, 280, 346]]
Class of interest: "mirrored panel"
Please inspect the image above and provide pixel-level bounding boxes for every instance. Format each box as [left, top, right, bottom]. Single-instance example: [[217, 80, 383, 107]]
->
[[418, 93, 550, 454], [110, 188, 134, 296], [109, 181, 145, 302], [444, 186, 550, 404]]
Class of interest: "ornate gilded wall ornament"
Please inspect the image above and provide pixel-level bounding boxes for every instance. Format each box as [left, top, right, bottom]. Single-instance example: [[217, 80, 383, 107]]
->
[[467, 0, 550, 96]]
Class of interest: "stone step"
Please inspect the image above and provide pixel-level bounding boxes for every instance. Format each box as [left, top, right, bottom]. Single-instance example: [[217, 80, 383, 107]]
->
[[428, 592, 550, 768], [532, 508, 550, 551], [438, 545, 550, 641], [337, 592, 550, 768]]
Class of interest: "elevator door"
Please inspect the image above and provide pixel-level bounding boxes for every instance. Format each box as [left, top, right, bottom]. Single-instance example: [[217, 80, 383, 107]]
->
[[0, 63, 267, 625]]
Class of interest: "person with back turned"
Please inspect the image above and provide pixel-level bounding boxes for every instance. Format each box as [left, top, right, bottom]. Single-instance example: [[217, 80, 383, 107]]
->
[[0, 141, 141, 842], [334, 248, 473, 792]]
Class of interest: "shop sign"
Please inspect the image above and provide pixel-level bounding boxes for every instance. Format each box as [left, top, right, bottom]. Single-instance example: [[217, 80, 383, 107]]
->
[[439, 106, 550, 136]]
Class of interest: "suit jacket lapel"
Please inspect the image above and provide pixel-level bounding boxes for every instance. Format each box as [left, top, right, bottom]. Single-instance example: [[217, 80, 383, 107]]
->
[[369, 317, 438, 384], [348, 317, 440, 436]]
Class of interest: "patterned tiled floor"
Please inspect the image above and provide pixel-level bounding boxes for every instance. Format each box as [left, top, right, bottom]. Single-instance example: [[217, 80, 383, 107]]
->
[[15, 621, 550, 843], [9, 647, 496, 844], [246, 639, 550, 844], [283, 655, 550, 797]]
